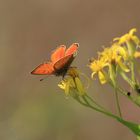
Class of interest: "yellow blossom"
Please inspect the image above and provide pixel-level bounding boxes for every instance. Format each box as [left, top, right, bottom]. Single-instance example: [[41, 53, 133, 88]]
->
[[100, 44, 128, 62], [113, 28, 140, 59], [75, 77, 85, 95], [89, 44, 130, 84], [99, 44, 129, 72], [89, 58, 108, 84], [58, 67, 86, 96], [98, 71, 107, 84], [114, 28, 140, 45], [58, 77, 75, 96]]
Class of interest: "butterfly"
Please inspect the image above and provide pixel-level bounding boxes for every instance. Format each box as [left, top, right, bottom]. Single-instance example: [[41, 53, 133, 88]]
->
[[31, 43, 79, 77]]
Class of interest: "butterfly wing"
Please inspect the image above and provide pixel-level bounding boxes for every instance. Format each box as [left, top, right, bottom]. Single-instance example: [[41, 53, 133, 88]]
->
[[51, 45, 66, 63], [54, 54, 76, 76], [31, 43, 78, 76], [54, 43, 79, 75], [31, 63, 54, 75], [65, 43, 79, 56]]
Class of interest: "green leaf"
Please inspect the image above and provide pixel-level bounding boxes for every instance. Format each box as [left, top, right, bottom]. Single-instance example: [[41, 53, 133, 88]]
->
[[117, 118, 140, 137]]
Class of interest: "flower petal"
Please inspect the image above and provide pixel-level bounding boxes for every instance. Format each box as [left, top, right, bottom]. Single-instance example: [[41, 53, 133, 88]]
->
[[75, 77, 85, 95], [98, 71, 107, 84], [118, 61, 130, 72]]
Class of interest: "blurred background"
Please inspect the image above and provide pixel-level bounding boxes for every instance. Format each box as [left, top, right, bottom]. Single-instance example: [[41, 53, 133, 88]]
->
[[0, 0, 140, 140]]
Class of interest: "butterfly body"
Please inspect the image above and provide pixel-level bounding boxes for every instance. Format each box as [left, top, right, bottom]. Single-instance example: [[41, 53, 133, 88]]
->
[[31, 43, 78, 77]]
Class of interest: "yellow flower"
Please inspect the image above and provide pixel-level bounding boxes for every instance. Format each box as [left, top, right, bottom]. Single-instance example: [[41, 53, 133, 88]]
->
[[113, 28, 140, 58], [89, 44, 130, 84], [100, 44, 127, 62], [114, 28, 140, 45], [58, 67, 86, 96], [89, 58, 108, 84], [75, 77, 85, 95], [58, 77, 76, 96], [99, 44, 129, 72]]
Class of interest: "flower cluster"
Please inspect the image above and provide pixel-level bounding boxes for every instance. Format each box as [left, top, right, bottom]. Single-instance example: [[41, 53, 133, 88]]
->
[[89, 28, 140, 85]]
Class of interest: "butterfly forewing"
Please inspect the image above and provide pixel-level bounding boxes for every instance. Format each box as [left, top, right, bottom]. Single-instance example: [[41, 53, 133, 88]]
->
[[31, 63, 54, 75], [51, 45, 66, 63], [65, 43, 79, 56]]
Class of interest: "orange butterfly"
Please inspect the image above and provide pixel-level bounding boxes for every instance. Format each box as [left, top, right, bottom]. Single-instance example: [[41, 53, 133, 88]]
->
[[31, 43, 79, 77]]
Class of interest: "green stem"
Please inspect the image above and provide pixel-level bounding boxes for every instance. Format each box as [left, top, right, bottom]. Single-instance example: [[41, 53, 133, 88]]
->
[[82, 95, 90, 105], [75, 97, 120, 120], [120, 71, 134, 88], [109, 64, 122, 117], [115, 88, 122, 118], [83, 95, 107, 112], [75, 97, 140, 140], [116, 86, 140, 107], [109, 78, 122, 118], [109, 81, 140, 107], [131, 61, 136, 83], [126, 40, 136, 83], [85, 94, 108, 111]]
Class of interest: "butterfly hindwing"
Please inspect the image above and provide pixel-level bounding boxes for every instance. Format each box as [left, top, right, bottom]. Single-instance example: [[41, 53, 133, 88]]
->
[[53, 54, 76, 76], [31, 63, 54, 75]]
